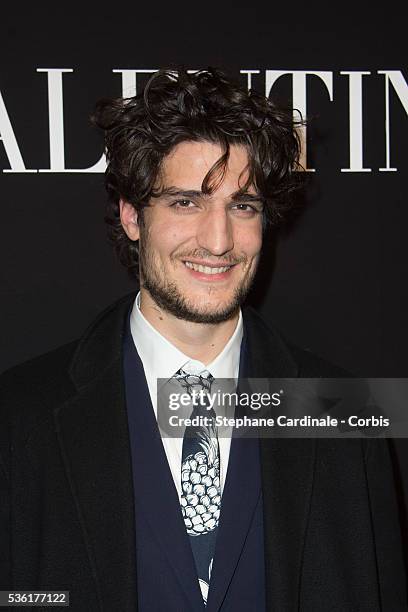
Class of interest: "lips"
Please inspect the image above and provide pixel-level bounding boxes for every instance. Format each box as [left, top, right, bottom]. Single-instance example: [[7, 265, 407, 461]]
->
[[184, 261, 233, 275]]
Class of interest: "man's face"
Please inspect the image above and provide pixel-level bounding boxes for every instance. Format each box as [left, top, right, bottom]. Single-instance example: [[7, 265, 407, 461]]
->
[[122, 141, 263, 324]]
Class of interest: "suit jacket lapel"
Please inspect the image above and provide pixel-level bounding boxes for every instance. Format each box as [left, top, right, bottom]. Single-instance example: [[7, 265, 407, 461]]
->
[[242, 308, 317, 612], [206, 435, 261, 612], [54, 294, 138, 611]]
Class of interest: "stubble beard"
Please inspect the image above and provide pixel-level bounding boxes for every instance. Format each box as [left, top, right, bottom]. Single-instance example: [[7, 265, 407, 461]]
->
[[138, 240, 259, 324]]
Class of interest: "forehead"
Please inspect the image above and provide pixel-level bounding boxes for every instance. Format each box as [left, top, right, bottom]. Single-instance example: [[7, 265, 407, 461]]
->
[[158, 140, 255, 195]]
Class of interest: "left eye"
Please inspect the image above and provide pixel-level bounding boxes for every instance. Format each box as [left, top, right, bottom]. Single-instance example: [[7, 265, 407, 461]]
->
[[234, 204, 252, 210], [232, 203, 258, 213]]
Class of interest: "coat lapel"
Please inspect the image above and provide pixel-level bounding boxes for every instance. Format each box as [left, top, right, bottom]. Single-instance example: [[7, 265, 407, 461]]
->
[[242, 308, 317, 612], [54, 294, 138, 611], [259, 437, 316, 611]]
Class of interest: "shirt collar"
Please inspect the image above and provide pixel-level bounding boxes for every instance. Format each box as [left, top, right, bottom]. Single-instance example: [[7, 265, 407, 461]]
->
[[130, 291, 243, 381]]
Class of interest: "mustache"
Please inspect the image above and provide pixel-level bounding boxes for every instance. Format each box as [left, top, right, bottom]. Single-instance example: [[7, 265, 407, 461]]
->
[[174, 250, 247, 265]]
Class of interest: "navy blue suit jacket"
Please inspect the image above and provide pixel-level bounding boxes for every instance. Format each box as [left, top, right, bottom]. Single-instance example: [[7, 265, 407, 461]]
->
[[123, 315, 265, 611]]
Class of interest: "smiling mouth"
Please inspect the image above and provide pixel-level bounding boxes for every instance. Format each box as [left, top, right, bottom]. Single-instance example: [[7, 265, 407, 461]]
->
[[184, 261, 234, 274]]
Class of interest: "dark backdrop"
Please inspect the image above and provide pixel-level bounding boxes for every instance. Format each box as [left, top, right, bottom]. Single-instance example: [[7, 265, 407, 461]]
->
[[1, 6, 407, 564]]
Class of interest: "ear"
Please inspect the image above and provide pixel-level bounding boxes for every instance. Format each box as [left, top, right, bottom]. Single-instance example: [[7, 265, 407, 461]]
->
[[119, 198, 140, 241]]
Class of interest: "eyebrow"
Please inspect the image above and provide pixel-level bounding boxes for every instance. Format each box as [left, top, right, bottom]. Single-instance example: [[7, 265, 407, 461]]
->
[[156, 187, 264, 204]]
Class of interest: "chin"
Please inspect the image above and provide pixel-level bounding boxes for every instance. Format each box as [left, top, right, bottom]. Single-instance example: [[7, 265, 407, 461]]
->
[[144, 283, 239, 324], [174, 306, 239, 325], [168, 294, 240, 324], [142, 273, 251, 324]]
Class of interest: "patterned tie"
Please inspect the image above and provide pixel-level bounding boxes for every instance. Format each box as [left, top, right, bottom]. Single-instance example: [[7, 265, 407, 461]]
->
[[173, 367, 221, 606]]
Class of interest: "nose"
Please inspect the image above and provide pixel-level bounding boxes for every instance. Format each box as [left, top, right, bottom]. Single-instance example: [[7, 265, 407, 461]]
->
[[196, 208, 234, 256]]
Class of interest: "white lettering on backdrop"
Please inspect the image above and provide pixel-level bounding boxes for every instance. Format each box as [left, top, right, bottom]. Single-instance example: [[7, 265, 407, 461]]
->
[[0, 68, 407, 173]]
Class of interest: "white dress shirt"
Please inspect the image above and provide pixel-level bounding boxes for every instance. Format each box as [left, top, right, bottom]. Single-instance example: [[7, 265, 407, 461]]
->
[[129, 292, 243, 498]]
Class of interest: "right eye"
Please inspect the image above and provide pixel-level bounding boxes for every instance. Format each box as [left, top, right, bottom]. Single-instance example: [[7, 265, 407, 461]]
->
[[170, 199, 198, 212]]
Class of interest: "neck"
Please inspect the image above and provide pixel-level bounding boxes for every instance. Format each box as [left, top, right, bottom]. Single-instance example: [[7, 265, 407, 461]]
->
[[139, 290, 239, 365]]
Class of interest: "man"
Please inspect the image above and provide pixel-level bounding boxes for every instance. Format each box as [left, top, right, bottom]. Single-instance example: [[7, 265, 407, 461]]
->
[[0, 68, 406, 611]]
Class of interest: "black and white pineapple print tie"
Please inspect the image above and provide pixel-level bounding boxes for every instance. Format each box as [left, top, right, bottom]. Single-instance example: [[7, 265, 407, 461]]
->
[[174, 367, 221, 606]]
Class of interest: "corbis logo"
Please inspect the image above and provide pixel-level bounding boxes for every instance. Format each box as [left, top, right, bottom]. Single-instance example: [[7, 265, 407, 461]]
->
[[0, 68, 407, 174]]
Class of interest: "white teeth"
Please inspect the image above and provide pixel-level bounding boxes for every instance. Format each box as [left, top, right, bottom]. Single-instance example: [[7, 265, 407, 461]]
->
[[185, 261, 232, 274]]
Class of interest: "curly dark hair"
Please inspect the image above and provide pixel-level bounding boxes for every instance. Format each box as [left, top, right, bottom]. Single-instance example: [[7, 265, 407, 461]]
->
[[92, 67, 305, 278]]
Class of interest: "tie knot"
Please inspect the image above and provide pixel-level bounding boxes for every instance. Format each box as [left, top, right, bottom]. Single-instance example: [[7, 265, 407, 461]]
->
[[173, 367, 214, 396]]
